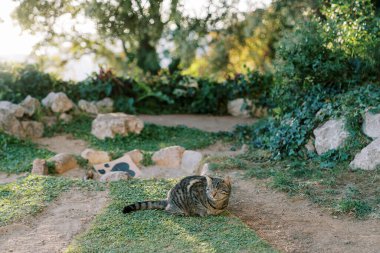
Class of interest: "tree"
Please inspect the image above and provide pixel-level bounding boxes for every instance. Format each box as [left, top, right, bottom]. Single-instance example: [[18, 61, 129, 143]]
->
[[12, 0, 233, 75]]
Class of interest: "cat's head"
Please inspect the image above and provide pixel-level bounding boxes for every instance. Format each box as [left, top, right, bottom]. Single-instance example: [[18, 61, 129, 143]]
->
[[205, 176, 232, 201]]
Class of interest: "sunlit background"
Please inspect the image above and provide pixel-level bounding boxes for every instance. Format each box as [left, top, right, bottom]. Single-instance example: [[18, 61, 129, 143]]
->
[[0, 0, 271, 80]]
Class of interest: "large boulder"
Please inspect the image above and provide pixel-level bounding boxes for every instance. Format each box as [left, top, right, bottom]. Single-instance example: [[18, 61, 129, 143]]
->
[[81, 148, 111, 165], [313, 119, 349, 155], [78, 100, 98, 114], [96, 97, 114, 113], [21, 121, 44, 138], [91, 113, 144, 140], [20, 95, 41, 117], [48, 153, 78, 174], [350, 138, 380, 170], [152, 146, 185, 169], [181, 150, 203, 174], [227, 98, 253, 118], [0, 109, 25, 137], [42, 92, 74, 113], [0, 101, 25, 118], [363, 110, 380, 139]]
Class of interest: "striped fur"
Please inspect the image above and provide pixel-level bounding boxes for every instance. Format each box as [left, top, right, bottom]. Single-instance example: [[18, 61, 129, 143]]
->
[[122, 175, 231, 216]]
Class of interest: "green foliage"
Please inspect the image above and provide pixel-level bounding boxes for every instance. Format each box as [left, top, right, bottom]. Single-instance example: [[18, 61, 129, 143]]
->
[[0, 132, 54, 173], [0, 175, 105, 226], [66, 179, 276, 253], [45, 115, 223, 154]]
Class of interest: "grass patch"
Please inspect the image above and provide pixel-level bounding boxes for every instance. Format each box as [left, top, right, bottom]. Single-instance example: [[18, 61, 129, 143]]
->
[[0, 132, 54, 173], [46, 115, 224, 154], [0, 174, 105, 226], [67, 179, 276, 253], [209, 150, 380, 219]]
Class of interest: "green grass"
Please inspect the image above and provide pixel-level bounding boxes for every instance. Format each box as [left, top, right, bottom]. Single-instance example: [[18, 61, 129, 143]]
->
[[0, 174, 105, 226], [207, 149, 380, 219], [66, 179, 276, 253], [46, 115, 224, 155], [0, 132, 54, 173]]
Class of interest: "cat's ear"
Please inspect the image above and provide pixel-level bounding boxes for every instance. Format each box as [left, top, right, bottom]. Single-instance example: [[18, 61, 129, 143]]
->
[[224, 176, 232, 186], [205, 175, 213, 187]]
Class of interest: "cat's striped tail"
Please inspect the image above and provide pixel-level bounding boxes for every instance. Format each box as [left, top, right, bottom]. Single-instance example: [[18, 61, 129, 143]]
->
[[123, 200, 168, 213]]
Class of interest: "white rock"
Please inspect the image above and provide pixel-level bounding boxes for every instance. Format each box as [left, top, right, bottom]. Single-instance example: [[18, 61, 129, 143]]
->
[[227, 98, 253, 118], [363, 110, 380, 139], [313, 119, 349, 155], [152, 146, 185, 169], [125, 149, 143, 166], [21, 121, 44, 138], [181, 150, 203, 174], [96, 97, 114, 113], [350, 138, 380, 170], [42, 92, 74, 113], [0, 109, 25, 137], [78, 100, 98, 114], [20, 95, 41, 117], [48, 153, 78, 174], [100, 171, 130, 182], [91, 113, 144, 140], [0, 101, 25, 118], [81, 148, 111, 165]]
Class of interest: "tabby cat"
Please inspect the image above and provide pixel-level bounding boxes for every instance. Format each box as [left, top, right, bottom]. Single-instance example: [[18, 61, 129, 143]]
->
[[123, 175, 231, 216]]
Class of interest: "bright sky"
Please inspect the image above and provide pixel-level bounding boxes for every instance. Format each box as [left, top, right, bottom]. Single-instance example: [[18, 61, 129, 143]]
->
[[0, 0, 41, 58], [0, 0, 271, 79]]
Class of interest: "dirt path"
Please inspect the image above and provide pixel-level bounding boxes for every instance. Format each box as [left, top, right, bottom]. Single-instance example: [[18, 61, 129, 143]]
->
[[34, 134, 89, 155], [0, 189, 109, 253], [0, 172, 27, 184], [222, 170, 380, 253], [139, 114, 256, 132]]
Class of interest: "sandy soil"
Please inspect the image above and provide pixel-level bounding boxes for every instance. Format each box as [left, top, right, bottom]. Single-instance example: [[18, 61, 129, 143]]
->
[[0, 189, 109, 253], [34, 134, 89, 155], [219, 170, 380, 253], [139, 114, 256, 132], [0, 172, 28, 184]]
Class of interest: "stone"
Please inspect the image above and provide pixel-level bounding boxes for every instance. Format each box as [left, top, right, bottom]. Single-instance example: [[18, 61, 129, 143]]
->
[[91, 113, 144, 140], [305, 138, 316, 153], [363, 110, 380, 139], [125, 149, 143, 166], [313, 119, 349, 155], [41, 116, 57, 127], [227, 98, 253, 118], [0, 109, 25, 137], [96, 97, 114, 113], [21, 121, 44, 138], [99, 171, 130, 182], [48, 153, 78, 174], [20, 95, 41, 117], [93, 154, 142, 178], [181, 150, 203, 174], [59, 113, 73, 123], [81, 148, 111, 165], [152, 146, 185, 169], [42, 92, 74, 113], [350, 138, 380, 170], [31, 159, 48, 175], [0, 101, 25, 118], [78, 100, 98, 114]]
